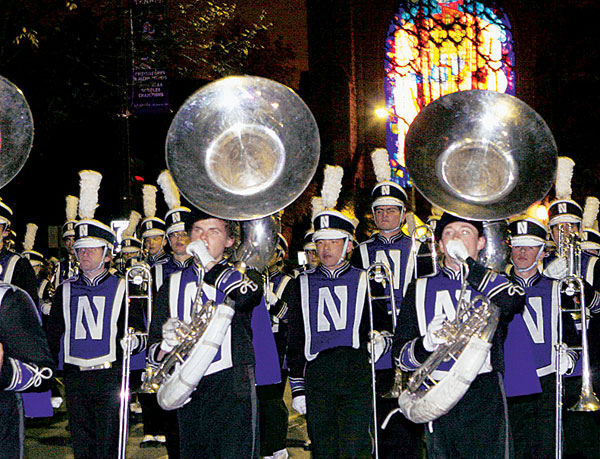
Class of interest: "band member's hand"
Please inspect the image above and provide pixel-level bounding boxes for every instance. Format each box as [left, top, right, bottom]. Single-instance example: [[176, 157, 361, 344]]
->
[[120, 334, 140, 352], [161, 318, 183, 353], [186, 240, 216, 268], [557, 348, 577, 375], [265, 287, 278, 308], [445, 240, 469, 262], [368, 330, 392, 363], [0, 343, 4, 371], [543, 257, 568, 279], [292, 395, 307, 415], [423, 314, 446, 352]]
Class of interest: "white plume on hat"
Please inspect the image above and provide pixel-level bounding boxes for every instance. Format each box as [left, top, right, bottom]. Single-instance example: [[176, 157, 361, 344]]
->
[[321, 165, 343, 210], [65, 195, 79, 221], [371, 148, 391, 183], [78, 170, 102, 219], [122, 211, 142, 238], [555, 157, 575, 200], [157, 169, 181, 210], [23, 223, 38, 252], [142, 184, 158, 218], [582, 196, 600, 230], [311, 196, 324, 222]]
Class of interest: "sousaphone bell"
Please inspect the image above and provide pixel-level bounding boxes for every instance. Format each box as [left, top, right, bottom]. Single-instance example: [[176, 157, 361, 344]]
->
[[0, 75, 34, 189], [405, 89, 557, 222]]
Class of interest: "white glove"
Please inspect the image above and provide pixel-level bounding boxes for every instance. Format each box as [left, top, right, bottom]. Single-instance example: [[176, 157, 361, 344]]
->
[[292, 395, 307, 415], [445, 239, 469, 262], [423, 314, 447, 352], [186, 240, 216, 267], [368, 330, 391, 363], [543, 257, 568, 279], [160, 318, 183, 354], [265, 287, 279, 308], [120, 334, 140, 352], [557, 348, 577, 375]]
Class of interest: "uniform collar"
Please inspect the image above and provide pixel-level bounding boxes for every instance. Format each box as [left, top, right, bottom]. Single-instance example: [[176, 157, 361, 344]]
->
[[376, 231, 405, 244], [81, 269, 110, 286], [513, 270, 542, 288], [318, 261, 351, 278]]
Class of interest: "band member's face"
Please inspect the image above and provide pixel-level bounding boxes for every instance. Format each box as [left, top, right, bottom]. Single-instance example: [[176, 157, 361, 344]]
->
[[306, 249, 320, 268], [189, 218, 234, 262], [551, 222, 580, 244], [168, 231, 190, 256], [63, 236, 76, 255], [144, 234, 165, 256], [315, 238, 352, 269], [76, 246, 109, 274], [0, 224, 7, 246], [439, 222, 485, 261], [123, 251, 140, 262], [374, 206, 402, 232], [511, 245, 543, 271]]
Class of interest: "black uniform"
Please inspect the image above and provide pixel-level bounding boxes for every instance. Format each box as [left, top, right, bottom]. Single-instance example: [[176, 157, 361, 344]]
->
[[46, 270, 145, 458], [393, 258, 525, 459], [0, 284, 55, 459], [148, 260, 263, 458]]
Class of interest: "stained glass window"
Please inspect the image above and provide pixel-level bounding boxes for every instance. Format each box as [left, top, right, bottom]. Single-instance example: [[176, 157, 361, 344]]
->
[[384, 0, 514, 187]]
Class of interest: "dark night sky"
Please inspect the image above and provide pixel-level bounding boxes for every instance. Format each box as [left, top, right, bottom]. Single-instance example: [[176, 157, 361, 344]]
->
[[1, 0, 599, 257]]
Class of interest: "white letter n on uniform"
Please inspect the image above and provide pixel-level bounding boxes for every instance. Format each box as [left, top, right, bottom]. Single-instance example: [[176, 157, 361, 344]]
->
[[317, 286, 348, 332], [75, 296, 106, 340]]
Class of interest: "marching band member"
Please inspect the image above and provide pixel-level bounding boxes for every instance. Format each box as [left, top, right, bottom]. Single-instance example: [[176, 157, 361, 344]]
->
[[154, 170, 193, 291], [393, 212, 526, 459], [287, 165, 387, 458], [148, 208, 263, 458], [502, 216, 581, 458], [54, 195, 79, 287], [0, 282, 55, 459], [0, 198, 42, 305], [258, 234, 292, 459], [350, 148, 422, 458], [46, 171, 146, 458], [140, 184, 169, 267]]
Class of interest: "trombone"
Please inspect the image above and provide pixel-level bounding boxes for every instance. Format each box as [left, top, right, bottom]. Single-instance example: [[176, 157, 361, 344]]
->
[[366, 261, 398, 459], [555, 273, 600, 459], [117, 261, 153, 459]]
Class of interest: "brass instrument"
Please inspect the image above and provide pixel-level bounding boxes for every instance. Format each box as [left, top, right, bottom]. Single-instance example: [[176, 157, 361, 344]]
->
[[411, 224, 439, 279], [555, 276, 600, 459], [142, 75, 320, 406], [0, 76, 33, 189], [118, 261, 153, 459], [390, 89, 558, 423]]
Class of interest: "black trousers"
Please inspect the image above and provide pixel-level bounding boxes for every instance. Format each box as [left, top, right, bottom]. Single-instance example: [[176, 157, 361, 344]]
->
[[0, 393, 24, 459], [64, 366, 121, 459], [375, 369, 423, 459], [138, 393, 180, 457], [508, 374, 555, 459], [257, 371, 289, 456], [426, 372, 512, 459], [305, 347, 373, 459], [177, 365, 259, 459]]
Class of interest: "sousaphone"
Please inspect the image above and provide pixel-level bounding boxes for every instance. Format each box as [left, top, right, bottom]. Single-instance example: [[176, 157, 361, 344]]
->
[[166, 75, 320, 222], [405, 89, 557, 221], [0, 75, 34, 189]]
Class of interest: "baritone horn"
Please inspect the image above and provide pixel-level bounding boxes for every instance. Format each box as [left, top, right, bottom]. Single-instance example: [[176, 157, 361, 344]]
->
[[390, 89, 558, 423], [141, 75, 320, 407]]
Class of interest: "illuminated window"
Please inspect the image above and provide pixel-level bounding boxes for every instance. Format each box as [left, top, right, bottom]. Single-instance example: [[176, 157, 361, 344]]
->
[[384, 0, 514, 187]]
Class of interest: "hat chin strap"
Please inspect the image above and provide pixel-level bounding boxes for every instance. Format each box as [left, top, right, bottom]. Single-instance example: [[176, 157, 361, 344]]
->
[[76, 245, 109, 274], [512, 245, 544, 273], [335, 237, 350, 267]]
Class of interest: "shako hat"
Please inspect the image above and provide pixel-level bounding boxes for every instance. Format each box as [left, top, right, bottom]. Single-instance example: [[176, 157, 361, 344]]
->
[[0, 199, 13, 227], [548, 157, 582, 226], [508, 217, 548, 247], [370, 148, 407, 208], [73, 170, 116, 250], [141, 184, 166, 238]]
